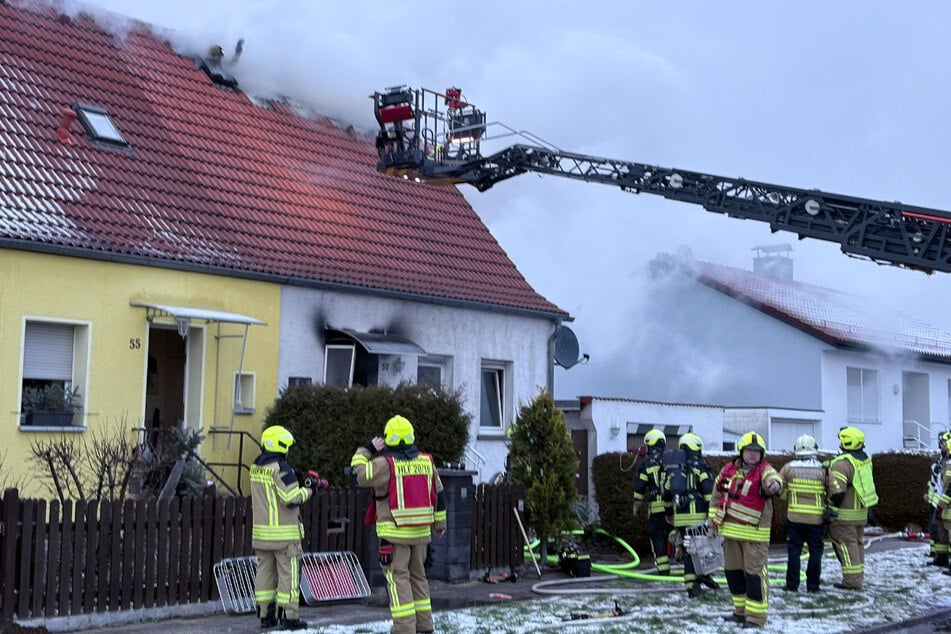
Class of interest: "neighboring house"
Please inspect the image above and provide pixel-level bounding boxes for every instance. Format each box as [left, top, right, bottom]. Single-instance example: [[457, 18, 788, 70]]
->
[[0, 3, 567, 494], [583, 246, 951, 458]]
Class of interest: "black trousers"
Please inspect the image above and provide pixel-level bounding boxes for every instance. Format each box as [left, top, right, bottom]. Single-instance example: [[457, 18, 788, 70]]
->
[[785, 521, 824, 591]]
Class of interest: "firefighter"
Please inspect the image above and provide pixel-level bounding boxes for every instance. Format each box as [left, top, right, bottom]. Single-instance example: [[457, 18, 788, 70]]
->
[[827, 426, 879, 590], [709, 432, 783, 629], [665, 432, 717, 597], [250, 425, 317, 630], [778, 434, 827, 592], [926, 431, 950, 568], [935, 431, 951, 575], [350, 415, 447, 634], [632, 429, 672, 575]]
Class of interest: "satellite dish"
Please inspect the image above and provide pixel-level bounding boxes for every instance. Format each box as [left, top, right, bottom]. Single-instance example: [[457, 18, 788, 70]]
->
[[553, 326, 581, 368]]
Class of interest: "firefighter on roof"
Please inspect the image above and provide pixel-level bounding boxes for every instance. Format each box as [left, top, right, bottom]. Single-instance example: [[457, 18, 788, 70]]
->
[[778, 434, 828, 593], [351, 415, 447, 634], [709, 432, 783, 629], [827, 426, 879, 590], [250, 425, 321, 630], [632, 428, 672, 575]]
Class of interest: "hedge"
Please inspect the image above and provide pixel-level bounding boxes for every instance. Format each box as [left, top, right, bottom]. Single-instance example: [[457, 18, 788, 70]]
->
[[262, 383, 471, 485], [592, 450, 934, 555]]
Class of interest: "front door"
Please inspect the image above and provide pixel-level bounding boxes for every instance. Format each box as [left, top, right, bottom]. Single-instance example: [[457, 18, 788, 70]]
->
[[145, 327, 186, 444]]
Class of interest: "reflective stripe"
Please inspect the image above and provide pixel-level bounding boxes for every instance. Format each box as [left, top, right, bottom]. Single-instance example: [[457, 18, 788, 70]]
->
[[720, 521, 771, 542], [350, 454, 373, 480], [376, 520, 434, 540]]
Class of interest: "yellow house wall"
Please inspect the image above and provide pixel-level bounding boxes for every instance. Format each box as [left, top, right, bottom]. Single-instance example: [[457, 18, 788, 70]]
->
[[0, 249, 279, 497]]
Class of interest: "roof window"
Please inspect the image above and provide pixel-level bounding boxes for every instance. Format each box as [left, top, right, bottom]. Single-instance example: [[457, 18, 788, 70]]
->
[[74, 104, 129, 148]]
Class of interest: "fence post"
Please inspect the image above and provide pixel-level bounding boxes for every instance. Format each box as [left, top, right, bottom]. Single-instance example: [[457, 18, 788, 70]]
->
[[427, 469, 475, 582], [1, 488, 20, 620]]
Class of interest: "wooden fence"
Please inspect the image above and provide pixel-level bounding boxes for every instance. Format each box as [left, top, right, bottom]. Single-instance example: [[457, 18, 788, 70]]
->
[[0, 482, 523, 621]]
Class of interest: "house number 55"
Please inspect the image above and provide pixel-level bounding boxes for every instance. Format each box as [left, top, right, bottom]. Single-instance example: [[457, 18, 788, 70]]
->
[[129, 338, 141, 349]]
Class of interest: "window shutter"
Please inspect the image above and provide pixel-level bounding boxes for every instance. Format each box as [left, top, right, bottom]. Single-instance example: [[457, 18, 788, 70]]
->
[[23, 322, 74, 380]]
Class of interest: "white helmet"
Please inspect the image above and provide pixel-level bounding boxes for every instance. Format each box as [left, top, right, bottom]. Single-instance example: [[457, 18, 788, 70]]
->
[[794, 434, 818, 457]]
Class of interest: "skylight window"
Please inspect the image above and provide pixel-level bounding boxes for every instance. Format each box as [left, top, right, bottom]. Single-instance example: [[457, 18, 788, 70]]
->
[[74, 104, 129, 148]]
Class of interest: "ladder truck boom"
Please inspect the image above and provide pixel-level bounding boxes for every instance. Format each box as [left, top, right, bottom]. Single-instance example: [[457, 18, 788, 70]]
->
[[372, 85, 951, 274]]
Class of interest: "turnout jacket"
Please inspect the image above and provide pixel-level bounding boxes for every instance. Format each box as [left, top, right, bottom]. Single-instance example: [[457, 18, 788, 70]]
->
[[633, 449, 671, 515], [778, 458, 828, 525], [938, 457, 951, 521], [351, 444, 447, 544], [710, 458, 783, 542], [828, 449, 877, 524], [250, 451, 312, 547]]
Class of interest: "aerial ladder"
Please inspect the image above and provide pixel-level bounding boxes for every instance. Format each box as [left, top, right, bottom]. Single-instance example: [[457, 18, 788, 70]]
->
[[371, 85, 951, 275]]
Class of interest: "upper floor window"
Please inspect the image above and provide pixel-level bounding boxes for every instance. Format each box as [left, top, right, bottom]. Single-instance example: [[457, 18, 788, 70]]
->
[[847, 366, 879, 423], [480, 360, 511, 430], [20, 320, 89, 428]]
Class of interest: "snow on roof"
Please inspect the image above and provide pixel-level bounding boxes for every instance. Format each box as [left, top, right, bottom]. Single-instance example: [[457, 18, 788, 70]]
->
[[693, 259, 951, 361], [0, 2, 565, 318]]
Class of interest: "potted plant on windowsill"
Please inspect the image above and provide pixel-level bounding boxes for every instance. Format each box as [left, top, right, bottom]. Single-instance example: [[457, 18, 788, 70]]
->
[[21, 384, 81, 427]]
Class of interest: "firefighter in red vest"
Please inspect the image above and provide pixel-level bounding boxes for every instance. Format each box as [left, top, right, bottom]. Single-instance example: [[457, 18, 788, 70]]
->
[[351, 415, 447, 634], [709, 432, 783, 629]]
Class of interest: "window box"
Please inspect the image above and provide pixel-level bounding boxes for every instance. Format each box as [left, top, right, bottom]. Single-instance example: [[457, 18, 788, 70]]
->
[[23, 411, 75, 427]]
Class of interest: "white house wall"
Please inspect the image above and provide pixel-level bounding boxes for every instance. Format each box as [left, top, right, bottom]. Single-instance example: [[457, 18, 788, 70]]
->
[[278, 286, 554, 481], [587, 398, 725, 457], [632, 278, 827, 408], [820, 348, 951, 453]]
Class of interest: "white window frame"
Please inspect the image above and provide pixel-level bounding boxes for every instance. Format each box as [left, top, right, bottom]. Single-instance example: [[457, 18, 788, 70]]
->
[[20, 318, 91, 429], [234, 371, 256, 415], [847, 366, 880, 423], [479, 359, 511, 432], [324, 344, 355, 388], [417, 355, 452, 390]]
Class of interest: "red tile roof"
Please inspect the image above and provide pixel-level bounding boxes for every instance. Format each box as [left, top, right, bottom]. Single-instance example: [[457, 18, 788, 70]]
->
[[689, 258, 951, 361], [0, 3, 565, 317]]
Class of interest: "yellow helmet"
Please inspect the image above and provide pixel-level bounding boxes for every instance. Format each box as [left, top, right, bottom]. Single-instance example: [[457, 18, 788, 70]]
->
[[644, 429, 666, 448], [941, 430, 951, 445], [384, 415, 415, 447], [679, 433, 703, 452], [838, 426, 865, 451], [261, 425, 294, 454], [738, 431, 766, 454]]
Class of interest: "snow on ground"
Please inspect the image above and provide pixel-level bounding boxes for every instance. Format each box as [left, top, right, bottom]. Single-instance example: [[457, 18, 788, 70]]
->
[[315, 542, 950, 633]]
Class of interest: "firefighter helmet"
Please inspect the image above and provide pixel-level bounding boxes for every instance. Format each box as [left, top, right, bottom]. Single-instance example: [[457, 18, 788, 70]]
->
[[384, 415, 415, 447], [644, 429, 666, 448], [838, 426, 865, 451], [679, 432, 703, 452], [261, 425, 294, 454], [738, 431, 767, 454], [794, 434, 819, 457], [941, 430, 951, 445]]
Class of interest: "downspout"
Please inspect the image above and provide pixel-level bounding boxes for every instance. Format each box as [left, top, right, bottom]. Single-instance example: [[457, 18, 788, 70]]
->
[[547, 320, 560, 396]]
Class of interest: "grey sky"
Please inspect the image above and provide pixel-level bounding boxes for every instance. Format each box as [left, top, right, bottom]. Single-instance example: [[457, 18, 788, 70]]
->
[[72, 0, 951, 399]]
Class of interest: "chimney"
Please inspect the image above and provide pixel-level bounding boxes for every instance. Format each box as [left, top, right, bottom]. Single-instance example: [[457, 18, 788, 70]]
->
[[56, 106, 78, 146], [752, 244, 793, 282]]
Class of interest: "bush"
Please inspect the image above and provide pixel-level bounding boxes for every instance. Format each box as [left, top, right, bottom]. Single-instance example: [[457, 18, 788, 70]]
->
[[592, 450, 932, 552], [263, 383, 470, 485]]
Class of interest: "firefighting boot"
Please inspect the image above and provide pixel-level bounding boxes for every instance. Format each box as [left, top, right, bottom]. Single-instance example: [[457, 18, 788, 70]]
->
[[258, 603, 277, 629]]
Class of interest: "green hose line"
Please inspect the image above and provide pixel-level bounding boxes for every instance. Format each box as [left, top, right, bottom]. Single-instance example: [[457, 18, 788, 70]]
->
[[524, 527, 790, 584]]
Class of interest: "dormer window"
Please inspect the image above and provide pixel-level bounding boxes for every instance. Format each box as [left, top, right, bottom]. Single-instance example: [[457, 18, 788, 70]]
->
[[74, 104, 129, 148]]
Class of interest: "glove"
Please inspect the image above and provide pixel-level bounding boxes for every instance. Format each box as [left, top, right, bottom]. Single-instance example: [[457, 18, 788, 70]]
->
[[378, 542, 393, 567], [303, 470, 329, 492], [822, 507, 838, 525]]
